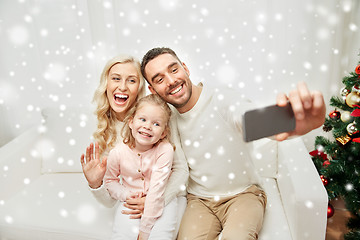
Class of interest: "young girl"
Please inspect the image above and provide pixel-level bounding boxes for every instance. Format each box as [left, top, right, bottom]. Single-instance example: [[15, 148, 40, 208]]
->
[[104, 94, 176, 240]]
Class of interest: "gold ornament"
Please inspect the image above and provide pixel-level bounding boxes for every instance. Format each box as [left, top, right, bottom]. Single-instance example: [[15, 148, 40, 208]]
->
[[340, 111, 352, 123], [345, 92, 360, 107], [336, 135, 351, 145]]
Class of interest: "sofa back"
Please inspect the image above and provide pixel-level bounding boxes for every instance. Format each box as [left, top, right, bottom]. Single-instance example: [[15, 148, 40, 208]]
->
[[40, 107, 96, 173]]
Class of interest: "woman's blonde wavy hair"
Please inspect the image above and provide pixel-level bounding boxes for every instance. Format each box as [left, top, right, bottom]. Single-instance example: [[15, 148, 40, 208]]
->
[[92, 55, 146, 155], [122, 94, 172, 149]]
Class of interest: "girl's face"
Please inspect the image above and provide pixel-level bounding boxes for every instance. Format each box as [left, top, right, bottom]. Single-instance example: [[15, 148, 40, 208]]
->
[[106, 62, 141, 121], [129, 103, 167, 152]]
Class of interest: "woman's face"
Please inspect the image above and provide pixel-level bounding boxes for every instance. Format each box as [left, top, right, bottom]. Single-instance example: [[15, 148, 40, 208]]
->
[[106, 62, 141, 121]]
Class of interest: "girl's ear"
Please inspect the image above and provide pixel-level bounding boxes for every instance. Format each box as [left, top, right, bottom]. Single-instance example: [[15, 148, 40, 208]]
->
[[160, 128, 168, 139], [128, 117, 134, 130]]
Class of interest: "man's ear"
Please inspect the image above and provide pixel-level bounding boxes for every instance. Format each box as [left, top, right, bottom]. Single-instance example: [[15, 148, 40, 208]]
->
[[182, 62, 190, 76], [148, 85, 156, 94]]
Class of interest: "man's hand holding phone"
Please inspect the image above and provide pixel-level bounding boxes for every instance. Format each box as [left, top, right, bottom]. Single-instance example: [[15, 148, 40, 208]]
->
[[243, 82, 326, 142], [275, 81, 326, 141]]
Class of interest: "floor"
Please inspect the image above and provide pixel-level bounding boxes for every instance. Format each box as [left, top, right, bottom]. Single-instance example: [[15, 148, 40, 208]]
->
[[325, 198, 353, 240]]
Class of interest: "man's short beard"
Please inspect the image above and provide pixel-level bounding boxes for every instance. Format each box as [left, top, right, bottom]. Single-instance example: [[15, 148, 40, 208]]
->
[[152, 85, 192, 109]]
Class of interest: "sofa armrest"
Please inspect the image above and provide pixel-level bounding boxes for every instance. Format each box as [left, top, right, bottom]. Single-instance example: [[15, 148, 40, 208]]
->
[[0, 126, 42, 201], [277, 137, 328, 240]]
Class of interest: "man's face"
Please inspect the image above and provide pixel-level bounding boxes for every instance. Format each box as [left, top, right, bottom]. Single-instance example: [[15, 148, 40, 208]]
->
[[144, 53, 192, 109]]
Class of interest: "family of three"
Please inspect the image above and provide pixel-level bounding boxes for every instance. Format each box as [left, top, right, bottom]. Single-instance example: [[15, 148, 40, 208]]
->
[[80, 47, 326, 240]]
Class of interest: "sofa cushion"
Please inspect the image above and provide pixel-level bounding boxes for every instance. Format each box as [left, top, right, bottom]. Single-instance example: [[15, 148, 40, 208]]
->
[[40, 107, 96, 173], [0, 173, 113, 240], [0, 174, 291, 240], [260, 178, 291, 239], [250, 138, 278, 178]]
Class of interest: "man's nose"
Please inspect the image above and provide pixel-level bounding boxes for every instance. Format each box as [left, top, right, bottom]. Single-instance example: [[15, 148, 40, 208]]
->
[[166, 74, 176, 86]]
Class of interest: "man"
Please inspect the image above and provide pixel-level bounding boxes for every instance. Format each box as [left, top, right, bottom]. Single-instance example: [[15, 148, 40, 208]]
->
[[140, 47, 325, 239]]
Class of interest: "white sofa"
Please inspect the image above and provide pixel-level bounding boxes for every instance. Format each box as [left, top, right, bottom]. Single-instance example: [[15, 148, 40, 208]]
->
[[0, 107, 328, 240]]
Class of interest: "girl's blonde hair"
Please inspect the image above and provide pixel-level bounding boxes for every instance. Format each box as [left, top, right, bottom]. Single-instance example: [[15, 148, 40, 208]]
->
[[93, 55, 146, 155], [122, 94, 172, 148]]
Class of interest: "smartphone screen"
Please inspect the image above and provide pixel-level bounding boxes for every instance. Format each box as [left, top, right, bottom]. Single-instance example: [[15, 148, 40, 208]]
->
[[242, 103, 295, 142]]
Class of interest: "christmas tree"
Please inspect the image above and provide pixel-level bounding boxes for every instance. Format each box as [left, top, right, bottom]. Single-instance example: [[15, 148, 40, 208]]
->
[[311, 62, 360, 240]]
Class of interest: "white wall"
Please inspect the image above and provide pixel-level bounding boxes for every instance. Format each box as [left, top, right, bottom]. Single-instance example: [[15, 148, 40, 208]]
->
[[1, 0, 360, 148]]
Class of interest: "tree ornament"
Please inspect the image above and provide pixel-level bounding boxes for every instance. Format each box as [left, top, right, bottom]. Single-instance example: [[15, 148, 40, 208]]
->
[[340, 111, 353, 123], [351, 106, 360, 117], [355, 64, 360, 75], [309, 149, 328, 160], [340, 87, 350, 97], [347, 122, 359, 135], [323, 124, 332, 132], [352, 84, 360, 94], [329, 110, 341, 120], [345, 92, 360, 107], [323, 160, 331, 167], [336, 135, 351, 145], [322, 122, 332, 132], [320, 175, 329, 186], [327, 204, 335, 218]]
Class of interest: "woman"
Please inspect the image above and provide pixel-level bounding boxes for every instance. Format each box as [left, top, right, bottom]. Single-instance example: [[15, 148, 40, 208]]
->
[[80, 55, 188, 239]]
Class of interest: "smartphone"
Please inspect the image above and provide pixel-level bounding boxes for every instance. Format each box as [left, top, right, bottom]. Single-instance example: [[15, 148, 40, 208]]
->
[[242, 103, 295, 142]]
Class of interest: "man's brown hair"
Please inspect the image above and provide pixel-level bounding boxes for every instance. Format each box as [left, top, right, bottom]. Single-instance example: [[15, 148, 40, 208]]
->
[[141, 47, 181, 82]]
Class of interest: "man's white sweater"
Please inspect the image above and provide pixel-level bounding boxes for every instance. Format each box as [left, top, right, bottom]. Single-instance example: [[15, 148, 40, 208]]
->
[[173, 84, 262, 198]]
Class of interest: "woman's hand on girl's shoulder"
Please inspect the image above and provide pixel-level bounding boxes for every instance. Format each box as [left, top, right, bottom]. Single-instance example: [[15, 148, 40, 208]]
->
[[80, 142, 107, 189]]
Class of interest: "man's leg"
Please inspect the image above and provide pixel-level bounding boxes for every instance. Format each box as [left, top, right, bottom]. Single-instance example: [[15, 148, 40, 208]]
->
[[219, 185, 267, 240], [177, 194, 222, 240]]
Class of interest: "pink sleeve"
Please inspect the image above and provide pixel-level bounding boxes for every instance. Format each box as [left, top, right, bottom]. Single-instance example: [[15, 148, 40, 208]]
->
[[104, 148, 130, 202], [140, 142, 174, 234]]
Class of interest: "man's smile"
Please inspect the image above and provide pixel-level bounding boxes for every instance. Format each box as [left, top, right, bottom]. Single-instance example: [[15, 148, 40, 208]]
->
[[169, 84, 183, 95]]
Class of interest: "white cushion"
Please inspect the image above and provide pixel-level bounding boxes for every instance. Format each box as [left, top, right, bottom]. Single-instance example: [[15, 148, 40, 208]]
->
[[40, 107, 96, 173], [0, 173, 113, 240], [0, 175, 291, 240], [260, 178, 292, 239]]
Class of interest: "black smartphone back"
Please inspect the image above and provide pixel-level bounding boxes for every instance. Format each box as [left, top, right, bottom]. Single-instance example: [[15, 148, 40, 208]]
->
[[242, 103, 296, 142]]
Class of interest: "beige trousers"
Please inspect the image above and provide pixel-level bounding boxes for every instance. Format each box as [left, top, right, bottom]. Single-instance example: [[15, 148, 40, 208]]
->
[[177, 185, 267, 240]]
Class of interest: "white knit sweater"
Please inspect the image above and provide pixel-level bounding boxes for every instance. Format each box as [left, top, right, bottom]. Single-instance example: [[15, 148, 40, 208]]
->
[[173, 84, 261, 198]]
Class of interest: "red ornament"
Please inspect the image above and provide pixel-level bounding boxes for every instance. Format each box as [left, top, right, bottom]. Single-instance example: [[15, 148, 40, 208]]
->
[[329, 110, 340, 120], [309, 150, 328, 160], [323, 160, 331, 167], [327, 204, 335, 218], [355, 64, 360, 75], [320, 175, 329, 186], [351, 105, 360, 117]]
